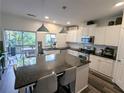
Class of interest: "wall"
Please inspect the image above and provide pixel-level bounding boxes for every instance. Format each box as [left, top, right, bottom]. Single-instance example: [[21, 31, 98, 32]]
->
[[0, 0, 2, 41], [96, 14, 123, 27], [2, 12, 67, 48]]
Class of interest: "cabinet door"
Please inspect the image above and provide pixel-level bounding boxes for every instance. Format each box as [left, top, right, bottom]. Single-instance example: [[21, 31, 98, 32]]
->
[[114, 28, 124, 91], [94, 27, 105, 45], [105, 26, 121, 46], [99, 58, 113, 77], [87, 27, 95, 36], [82, 27, 95, 36], [89, 55, 100, 71], [76, 29, 83, 43], [82, 27, 89, 36], [56, 34, 67, 47], [75, 65, 89, 93], [66, 30, 77, 42], [114, 61, 124, 91]]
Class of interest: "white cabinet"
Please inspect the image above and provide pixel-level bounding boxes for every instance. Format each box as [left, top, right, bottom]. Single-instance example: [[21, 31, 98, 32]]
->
[[94, 26, 121, 46], [82, 27, 89, 36], [98, 58, 114, 77], [76, 29, 83, 43], [105, 26, 121, 46], [90, 55, 114, 77], [113, 27, 124, 91], [44, 50, 60, 55], [75, 64, 89, 93], [94, 27, 105, 45], [89, 55, 100, 71], [67, 49, 79, 57], [66, 29, 83, 43], [82, 26, 95, 36], [66, 30, 77, 42], [56, 34, 67, 47]]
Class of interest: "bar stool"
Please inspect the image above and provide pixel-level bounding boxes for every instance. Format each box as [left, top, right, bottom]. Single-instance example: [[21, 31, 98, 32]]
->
[[33, 73, 57, 93], [59, 66, 76, 93]]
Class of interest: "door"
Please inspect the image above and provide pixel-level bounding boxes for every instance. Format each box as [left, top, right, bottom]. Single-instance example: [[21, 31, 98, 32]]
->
[[113, 27, 124, 90]]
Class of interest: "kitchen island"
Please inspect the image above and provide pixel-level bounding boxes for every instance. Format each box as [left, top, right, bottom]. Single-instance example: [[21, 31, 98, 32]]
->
[[14, 53, 90, 93]]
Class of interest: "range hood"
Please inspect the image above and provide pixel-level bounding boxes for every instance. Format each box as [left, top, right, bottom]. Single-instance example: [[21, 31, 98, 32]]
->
[[37, 24, 49, 32]]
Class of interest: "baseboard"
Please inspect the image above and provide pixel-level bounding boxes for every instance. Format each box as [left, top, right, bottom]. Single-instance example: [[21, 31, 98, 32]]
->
[[76, 85, 88, 93]]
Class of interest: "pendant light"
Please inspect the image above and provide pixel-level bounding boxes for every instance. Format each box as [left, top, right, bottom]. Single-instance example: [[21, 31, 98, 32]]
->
[[37, 24, 49, 32], [59, 26, 67, 33]]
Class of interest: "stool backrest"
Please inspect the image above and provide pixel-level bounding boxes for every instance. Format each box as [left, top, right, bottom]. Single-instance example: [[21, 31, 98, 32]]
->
[[33, 73, 57, 93], [60, 66, 76, 86]]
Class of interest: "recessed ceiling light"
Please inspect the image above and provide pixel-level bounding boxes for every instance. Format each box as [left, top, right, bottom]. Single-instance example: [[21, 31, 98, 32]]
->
[[115, 2, 124, 7], [53, 21, 56, 23], [67, 21, 71, 25], [45, 16, 49, 19]]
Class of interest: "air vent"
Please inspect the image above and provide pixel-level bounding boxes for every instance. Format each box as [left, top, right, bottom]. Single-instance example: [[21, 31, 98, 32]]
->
[[87, 20, 95, 25], [27, 14, 36, 17]]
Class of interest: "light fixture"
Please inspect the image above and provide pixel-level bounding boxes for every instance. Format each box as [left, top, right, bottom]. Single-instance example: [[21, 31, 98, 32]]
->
[[59, 26, 67, 33], [53, 21, 56, 23], [37, 24, 49, 32], [67, 21, 71, 25], [115, 2, 124, 7], [45, 16, 49, 19]]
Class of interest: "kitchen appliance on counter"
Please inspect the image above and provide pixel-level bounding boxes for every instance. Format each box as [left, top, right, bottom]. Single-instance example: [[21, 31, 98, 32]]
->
[[81, 36, 95, 44], [102, 47, 117, 59]]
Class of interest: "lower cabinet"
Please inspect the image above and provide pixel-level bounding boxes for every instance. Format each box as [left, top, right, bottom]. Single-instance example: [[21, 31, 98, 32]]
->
[[44, 50, 60, 55], [90, 55, 114, 77], [75, 64, 89, 93], [89, 55, 100, 71]]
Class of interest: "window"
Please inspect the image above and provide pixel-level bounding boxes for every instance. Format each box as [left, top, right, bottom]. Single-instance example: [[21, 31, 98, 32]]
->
[[45, 34, 56, 47]]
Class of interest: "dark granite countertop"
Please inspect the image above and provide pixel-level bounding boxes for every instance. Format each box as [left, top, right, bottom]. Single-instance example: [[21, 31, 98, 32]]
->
[[68, 48, 116, 60], [90, 54, 116, 60], [43, 47, 69, 51], [14, 53, 90, 89]]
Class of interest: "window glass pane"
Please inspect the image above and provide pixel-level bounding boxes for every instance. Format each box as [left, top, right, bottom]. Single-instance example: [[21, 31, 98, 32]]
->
[[45, 34, 56, 47], [23, 32, 36, 45]]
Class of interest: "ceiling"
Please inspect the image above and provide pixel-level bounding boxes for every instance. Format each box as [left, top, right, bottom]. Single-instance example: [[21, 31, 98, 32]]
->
[[1, 0, 124, 25]]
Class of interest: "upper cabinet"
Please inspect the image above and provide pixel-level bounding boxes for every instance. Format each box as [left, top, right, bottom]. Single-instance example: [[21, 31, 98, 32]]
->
[[82, 26, 95, 36], [66, 30, 77, 42], [94, 27, 106, 45], [66, 29, 83, 43], [94, 25, 121, 46], [56, 34, 67, 47], [105, 25, 121, 46], [66, 25, 121, 46]]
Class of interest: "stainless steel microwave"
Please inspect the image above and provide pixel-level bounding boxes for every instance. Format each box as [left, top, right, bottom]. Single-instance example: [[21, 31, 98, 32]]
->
[[81, 36, 95, 44]]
